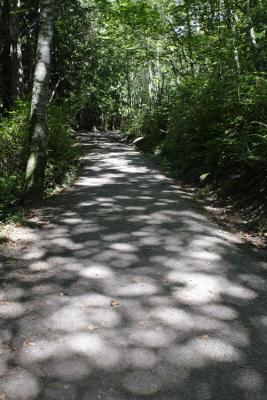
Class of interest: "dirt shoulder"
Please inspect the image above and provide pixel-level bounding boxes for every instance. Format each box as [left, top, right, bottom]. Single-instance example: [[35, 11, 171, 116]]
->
[[176, 183, 267, 250]]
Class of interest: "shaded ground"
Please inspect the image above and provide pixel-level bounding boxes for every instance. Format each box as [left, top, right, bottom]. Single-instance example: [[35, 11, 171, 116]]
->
[[0, 132, 267, 400], [191, 187, 267, 249]]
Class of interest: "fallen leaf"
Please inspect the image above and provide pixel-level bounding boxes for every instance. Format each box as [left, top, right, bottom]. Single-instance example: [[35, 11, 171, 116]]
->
[[0, 394, 7, 400], [0, 345, 13, 354], [23, 340, 35, 347], [110, 299, 121, 308], [87, 324, 97, 332], [200, 173, 210, 182], [132, 136, 144, 145], [132, 277, 140, 283], [137, 320, 149, 327], [200, 334, 209, 341], [0, 300, 11, 306]]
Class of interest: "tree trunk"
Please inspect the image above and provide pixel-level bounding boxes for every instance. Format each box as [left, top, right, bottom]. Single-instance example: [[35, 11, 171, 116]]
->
[[0, 0, 23, 109], [23, 0, 55, 204], [1, 0, 12, 110], [9, 0, 23, 100], [126, 57, 132, 117], [239, 0, 263, 71], [185, 2, 195, 77], [223, 0, 241, 99]]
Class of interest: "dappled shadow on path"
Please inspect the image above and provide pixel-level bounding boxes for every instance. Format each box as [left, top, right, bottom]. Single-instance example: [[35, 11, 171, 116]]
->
[[0, 132, 267, 400]]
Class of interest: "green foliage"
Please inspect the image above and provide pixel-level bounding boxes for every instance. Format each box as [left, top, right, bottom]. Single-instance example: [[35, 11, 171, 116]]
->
[[0, 102, 29, 219], [161, 74, 267, 178], [46, 103, 80, 191], [0, 101, 80, 220], [0, 101, 29, 179], [45, 0, 267, 227], [1, 0, 266, 228]]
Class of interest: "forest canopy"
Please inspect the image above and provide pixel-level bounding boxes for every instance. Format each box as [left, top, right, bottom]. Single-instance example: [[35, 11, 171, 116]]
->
[[0, 0, 266, 229]]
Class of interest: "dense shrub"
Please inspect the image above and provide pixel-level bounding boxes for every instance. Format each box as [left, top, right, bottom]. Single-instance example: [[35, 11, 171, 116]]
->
[[129, 74, 266, 182], [0, 102, 30, 216], [0, 101, 80, 219], [160, 75, 267, 181], [45, 103, 80, 191]]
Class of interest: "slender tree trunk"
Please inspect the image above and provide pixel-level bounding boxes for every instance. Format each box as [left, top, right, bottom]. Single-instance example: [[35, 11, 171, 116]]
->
[[1, 0, 12, 110], [23, 0, 55, 204], [0, 0, 23, 109], [156, 45, 161, 95], [185, 2, 195, 77], [240, 0, 262, 71], [148, 62, 154, 109], [126, 58, 132, 117], [9, 0, 23, 100], [223, 1, 241, 98], [246, 1, 259, 55], [126, 73, 132, 116]]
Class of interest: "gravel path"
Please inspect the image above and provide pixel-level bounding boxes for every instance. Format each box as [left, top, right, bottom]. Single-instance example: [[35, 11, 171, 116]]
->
[[0, 132, 267, 400]]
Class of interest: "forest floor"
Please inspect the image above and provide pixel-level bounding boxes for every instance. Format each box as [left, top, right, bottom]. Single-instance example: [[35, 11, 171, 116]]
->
[[144, 152, 267, 249], [0, 132, 267, 400], [168, 183, 267, 250]]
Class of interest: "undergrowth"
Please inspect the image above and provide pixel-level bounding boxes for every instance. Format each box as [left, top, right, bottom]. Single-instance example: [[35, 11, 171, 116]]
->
[[0, 100, 80, 222], [124, 74, 267, 234]]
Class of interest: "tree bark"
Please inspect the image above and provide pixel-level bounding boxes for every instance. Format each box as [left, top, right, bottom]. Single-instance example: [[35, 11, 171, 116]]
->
[[9, 0, 24, 100], [0, 0, 23, 109], [148, 62, 154, 108], [185, 2, 195, 77], [246, 1, 259, 58], [23, 0, 55, 204], [238, 0, 263, 71], [1, 0, 12, 110]]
